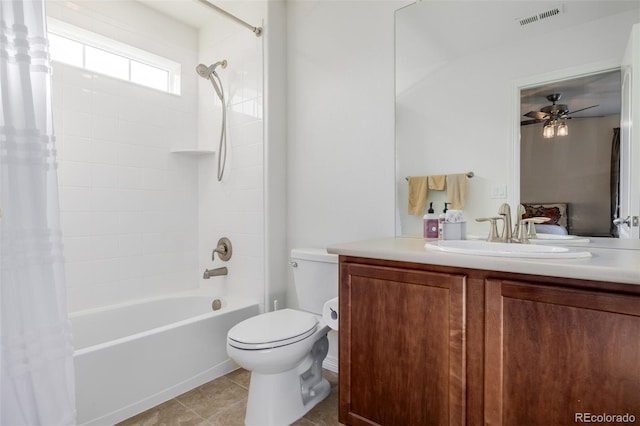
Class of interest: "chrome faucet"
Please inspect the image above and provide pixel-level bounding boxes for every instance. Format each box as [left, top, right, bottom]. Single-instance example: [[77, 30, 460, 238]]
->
[[475, 217, 503, 242], [518, 217, 551, 244], [512, 204, 525, 239], [203, 267, 228, 279], [478, 203, 533, 243], [498, 203, 513, 243]]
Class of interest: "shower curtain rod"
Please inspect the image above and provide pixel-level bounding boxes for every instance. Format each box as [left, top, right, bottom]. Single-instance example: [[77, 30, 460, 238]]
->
[[194, 0, 263, 37]]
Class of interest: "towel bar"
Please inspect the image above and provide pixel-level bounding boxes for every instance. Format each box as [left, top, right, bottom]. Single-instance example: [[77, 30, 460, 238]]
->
[[405, 171, 474, 181]]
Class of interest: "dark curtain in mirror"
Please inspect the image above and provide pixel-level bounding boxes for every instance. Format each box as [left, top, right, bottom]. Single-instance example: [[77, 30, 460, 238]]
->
[[610, 127, 621, 237]]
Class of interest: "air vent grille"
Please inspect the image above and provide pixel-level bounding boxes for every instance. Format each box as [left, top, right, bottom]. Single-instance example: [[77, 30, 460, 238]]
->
[[539, 8, 561, 20], [519, 15, 539, 26], [518, 6, 563, 26]]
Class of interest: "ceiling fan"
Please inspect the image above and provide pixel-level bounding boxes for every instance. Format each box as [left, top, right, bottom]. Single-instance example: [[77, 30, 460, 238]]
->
[[521, 93, 599, 126]]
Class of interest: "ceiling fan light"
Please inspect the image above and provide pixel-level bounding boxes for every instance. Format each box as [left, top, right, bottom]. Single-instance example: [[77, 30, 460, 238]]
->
[[557, 122, 568, 136], [543, 123, 555, 138]]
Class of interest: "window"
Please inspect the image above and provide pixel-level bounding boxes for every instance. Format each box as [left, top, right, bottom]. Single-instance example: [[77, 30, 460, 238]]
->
[[47, 18, 181, 95]]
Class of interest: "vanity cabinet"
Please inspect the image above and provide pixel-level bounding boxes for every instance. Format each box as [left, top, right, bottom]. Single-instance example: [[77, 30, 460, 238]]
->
[[485, 279, 640, 426], [339, 256, 640, 426], [338, 261, 466, 425]]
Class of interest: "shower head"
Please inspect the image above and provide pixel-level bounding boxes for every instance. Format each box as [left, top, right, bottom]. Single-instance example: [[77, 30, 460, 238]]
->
[[196, 63, 211, 78], [196, 60, 227, 101], [195, 60, 228, 79]]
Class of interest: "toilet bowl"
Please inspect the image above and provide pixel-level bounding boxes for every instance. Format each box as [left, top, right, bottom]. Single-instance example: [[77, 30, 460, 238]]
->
[[226, 248, 338, 426], [227, 309, 330, 425]]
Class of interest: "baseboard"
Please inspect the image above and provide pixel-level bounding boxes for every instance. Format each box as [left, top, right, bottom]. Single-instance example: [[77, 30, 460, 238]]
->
[[323, 355, 338, 373]]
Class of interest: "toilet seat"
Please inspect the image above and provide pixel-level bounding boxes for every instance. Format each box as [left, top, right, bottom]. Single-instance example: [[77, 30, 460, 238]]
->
[[228, 309, 319, 350]]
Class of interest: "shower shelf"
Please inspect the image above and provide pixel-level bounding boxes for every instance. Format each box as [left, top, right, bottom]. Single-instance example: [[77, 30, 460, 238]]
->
[[170, 149, 216, 156]]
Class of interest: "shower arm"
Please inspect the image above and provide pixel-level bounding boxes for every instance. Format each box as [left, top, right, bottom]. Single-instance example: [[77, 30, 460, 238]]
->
[[194, 0, 263, 37]]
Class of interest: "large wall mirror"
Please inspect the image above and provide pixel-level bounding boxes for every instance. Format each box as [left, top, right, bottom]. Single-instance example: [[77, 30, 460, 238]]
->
[[395, 1, 640, 239]]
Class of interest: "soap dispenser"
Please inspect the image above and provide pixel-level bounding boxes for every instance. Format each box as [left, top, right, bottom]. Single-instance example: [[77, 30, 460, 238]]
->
[[423, 202, 438, 239], [438, 202, 450, 240]]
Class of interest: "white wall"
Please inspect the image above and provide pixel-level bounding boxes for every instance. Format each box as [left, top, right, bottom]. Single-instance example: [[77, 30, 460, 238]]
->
[[286, 0, 398, 254], [396, 6, 640, 236], [285, 0, 401, 371], [47, 0, 200, 311], [264, 1, 289, 313], [521, 115, 621, 236]]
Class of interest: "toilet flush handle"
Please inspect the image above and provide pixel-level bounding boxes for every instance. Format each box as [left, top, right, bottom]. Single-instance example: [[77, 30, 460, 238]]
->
[[329, 307, 338, 320], [288, 261, 298, 268]]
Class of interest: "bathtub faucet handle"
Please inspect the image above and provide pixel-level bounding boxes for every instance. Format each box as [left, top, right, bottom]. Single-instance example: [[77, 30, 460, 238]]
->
[[211, 237, 232, 261]]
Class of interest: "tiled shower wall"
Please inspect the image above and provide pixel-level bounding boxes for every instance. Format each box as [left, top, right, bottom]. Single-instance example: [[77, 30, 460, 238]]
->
[[48, 1, 201, 311], [196, 8, 266, 309], [53, 64, 200, 311], [49, 0, 267, 312]]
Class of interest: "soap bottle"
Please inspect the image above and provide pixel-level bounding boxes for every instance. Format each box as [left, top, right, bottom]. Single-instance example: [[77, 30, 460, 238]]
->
[[423, 202, 438, 239], [438, 202, 449, 240]]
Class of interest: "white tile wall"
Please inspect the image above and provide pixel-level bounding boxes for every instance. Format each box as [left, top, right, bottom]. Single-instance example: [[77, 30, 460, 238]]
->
[[49, 0, 267, 312], [48, 1, 200, 311], [197, 17, 266, 310], [54, 62, 200, 311]]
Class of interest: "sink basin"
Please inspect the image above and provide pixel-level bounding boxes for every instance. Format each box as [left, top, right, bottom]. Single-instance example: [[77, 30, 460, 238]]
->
[[530, 234, 590, 244], [425, 240, 591, 259], [467, 233, 590, 244]]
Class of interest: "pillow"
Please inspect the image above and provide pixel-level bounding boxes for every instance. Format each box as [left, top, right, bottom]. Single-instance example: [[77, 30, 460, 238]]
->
[[523, 205, 561, 225]]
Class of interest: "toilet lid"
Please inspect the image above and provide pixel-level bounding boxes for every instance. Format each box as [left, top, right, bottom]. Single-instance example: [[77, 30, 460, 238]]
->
[[227, 309, 318, 350]]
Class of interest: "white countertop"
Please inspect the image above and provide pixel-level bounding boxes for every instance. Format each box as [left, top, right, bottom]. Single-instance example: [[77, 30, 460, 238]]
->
[[327, 237, 640, 285]]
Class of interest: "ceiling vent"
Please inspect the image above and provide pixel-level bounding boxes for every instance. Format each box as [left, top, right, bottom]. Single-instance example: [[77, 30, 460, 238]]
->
[[517, 5, 564, 26]]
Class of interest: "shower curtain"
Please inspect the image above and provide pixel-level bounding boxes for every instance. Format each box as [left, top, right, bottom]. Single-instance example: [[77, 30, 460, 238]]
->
[[0, 0, 76, 424]]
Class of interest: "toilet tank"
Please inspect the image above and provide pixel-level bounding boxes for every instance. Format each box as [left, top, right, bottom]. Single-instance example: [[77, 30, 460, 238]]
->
[[291, 248, 338, 314]]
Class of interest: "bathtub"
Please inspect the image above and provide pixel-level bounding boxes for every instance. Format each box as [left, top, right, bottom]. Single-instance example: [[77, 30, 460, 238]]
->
[[70, 292, 259, 425]]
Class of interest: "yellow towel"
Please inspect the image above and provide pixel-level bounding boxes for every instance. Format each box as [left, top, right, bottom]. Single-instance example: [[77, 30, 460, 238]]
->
[[446, 174, 467, 210], [428, 175, 446, 190], [408, 176, 428, 215]]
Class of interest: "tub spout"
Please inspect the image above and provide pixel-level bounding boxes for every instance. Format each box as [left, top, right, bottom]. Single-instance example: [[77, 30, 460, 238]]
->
[[203, 267, 228, 279]]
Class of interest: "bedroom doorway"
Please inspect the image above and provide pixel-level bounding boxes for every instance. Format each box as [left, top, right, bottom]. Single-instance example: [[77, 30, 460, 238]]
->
[[519, 70, 622, 237]]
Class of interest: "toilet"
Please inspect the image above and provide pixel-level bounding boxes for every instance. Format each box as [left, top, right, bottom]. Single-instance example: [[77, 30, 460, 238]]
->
[[226, 248, 338, 426]]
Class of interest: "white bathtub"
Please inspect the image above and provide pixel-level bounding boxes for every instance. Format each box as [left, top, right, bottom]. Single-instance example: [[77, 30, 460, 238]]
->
[[70, 292, 259, 425]]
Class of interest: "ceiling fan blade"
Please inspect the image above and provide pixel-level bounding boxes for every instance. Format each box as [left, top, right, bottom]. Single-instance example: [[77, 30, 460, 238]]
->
[[567, 104, 599, 115], [520, 119, 543, 126], [524, 111, 549, 120]]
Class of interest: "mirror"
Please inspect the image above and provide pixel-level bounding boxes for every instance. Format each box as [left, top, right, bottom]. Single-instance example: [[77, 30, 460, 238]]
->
[[395, 1, 640, 238], [520, 70, 621, 237]]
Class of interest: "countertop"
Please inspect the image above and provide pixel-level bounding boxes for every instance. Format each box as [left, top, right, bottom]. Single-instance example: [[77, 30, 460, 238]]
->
[[327, 237, 640, 285]]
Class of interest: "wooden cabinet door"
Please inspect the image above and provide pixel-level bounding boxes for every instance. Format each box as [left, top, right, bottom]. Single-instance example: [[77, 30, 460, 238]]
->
[[339, 262, 466, 426], [485, 279, 640, 426]]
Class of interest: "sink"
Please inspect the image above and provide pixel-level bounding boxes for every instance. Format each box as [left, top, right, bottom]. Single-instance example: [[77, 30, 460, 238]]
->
[[467, 233, 590, 244], [425, 240, 591, 259], [530, 234, 591, 244]]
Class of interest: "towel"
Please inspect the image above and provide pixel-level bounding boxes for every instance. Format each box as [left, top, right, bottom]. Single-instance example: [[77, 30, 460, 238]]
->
[[407, 176, 428, 215], [446, 174, 467, 210], [428, 175, 446, 191]]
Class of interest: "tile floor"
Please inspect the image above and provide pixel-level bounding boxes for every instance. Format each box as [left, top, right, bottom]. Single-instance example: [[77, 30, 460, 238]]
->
[[117, 369, 341, 426]]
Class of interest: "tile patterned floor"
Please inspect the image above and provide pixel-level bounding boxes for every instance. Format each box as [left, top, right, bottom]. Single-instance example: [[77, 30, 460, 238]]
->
[[117, 369, 340, 426]]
